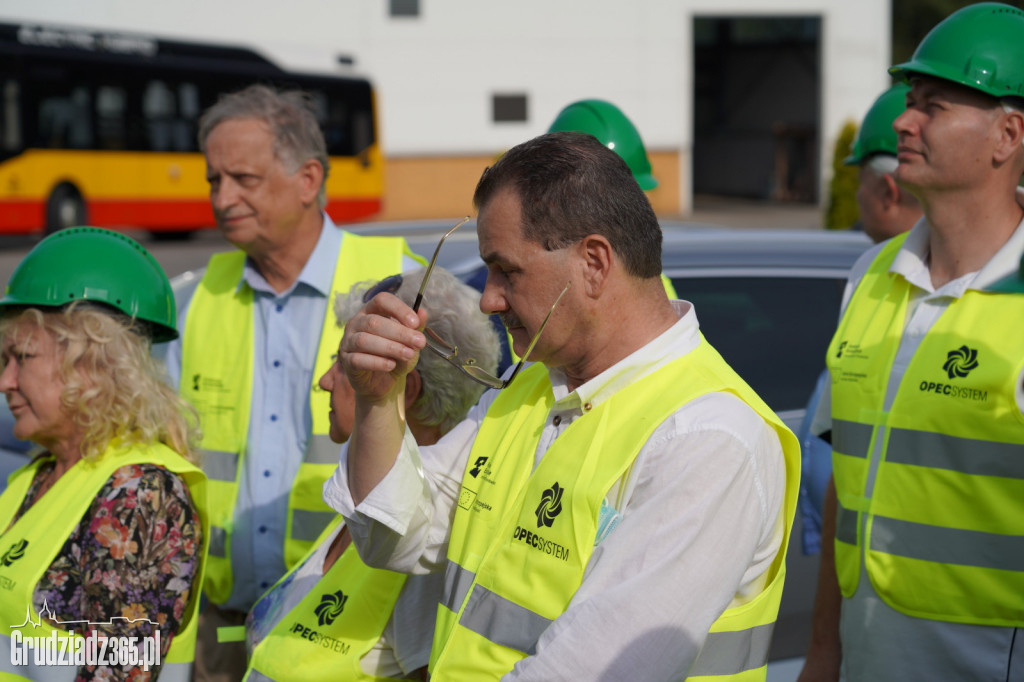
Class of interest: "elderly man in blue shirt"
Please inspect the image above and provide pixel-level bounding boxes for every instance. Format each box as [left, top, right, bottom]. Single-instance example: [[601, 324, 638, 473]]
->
[[157, 84, 421, 681]]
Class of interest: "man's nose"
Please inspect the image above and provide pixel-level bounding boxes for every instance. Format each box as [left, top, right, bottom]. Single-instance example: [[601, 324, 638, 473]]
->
[[211, 179, 240, 211], [479, 275, 508, 316]]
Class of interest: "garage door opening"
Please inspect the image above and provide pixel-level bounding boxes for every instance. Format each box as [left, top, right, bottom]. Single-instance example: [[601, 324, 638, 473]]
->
[[693, 16, 822, 204]]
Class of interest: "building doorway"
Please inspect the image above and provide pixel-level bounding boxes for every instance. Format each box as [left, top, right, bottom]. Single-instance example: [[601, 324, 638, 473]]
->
[[693, 16, 822, 204]]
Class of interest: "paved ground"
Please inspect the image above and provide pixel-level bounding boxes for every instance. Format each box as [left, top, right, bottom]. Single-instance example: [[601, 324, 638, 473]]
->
[[686, 194, 825, 230]]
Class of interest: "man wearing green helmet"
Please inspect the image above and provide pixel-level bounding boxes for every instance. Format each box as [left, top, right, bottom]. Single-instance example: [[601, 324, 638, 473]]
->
[[800, 4, 1024, 680], [844, 83, 923, 243], [797, 84, 923, 558]]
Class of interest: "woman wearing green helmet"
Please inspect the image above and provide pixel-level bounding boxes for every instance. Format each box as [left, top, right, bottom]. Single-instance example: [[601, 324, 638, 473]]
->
[[0, 227, 208, 681]]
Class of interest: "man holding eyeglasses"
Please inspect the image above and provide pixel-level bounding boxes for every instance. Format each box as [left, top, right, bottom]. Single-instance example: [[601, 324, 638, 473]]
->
[[325, 131, 800, 680]]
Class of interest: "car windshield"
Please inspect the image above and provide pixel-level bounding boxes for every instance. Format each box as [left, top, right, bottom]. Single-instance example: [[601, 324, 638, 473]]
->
[[673, 275, 845, 413]]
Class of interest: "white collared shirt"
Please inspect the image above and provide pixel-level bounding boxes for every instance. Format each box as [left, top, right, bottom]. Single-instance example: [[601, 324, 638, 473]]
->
[[324, 300, 788, 680], [809, 209, 1024, 436], [807, 206, 1024, 680]]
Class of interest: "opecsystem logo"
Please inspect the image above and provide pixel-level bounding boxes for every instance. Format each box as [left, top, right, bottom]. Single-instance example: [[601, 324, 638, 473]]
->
[[535, 482, 564, 528], [1, 539, 28, 567], [943, 345, 979, 379], [314, 591, 348, 627]]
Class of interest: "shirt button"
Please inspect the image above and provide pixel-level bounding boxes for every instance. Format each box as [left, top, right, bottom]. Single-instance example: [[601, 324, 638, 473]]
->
[[275, 304, 284, 313], [273, 360, 281, 368], [258, 525, 267, 534], [260, 581, 269, 590], [553, 416, 561, 426], [583, 402, 593, 412], [263, 470, 271, 478], [270, 414, 278, 422]]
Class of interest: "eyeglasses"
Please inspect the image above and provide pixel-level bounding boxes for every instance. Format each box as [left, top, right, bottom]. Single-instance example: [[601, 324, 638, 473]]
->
[[412, 217, 570, 389]]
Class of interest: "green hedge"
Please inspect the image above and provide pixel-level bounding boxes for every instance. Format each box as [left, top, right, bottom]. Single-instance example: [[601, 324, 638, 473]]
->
[[825, 120, 860, 230]]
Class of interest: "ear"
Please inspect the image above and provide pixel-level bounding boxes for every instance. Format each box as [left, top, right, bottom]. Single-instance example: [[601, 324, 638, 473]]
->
[[575, 234, 614, 297], [297, 159, 325, 207], [994, 107, 1024, 165], [881, 173, 901, 212], [404, 368, 422, 411]]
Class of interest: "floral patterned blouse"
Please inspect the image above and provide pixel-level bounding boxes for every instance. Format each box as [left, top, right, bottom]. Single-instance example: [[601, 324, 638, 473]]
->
[[13, 460, 202, 681]]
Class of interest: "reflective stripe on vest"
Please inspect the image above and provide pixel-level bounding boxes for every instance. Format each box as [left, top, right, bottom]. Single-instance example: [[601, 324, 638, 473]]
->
[[0, 441, 209, 676], [243, 517, 407, 682], [827, 232, 1024, 625], [689, 623, 777, 677], [181, 234, 417, 604], [431, 339, 800, 680]]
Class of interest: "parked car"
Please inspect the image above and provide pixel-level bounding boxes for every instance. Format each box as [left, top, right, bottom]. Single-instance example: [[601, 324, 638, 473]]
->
[[349, 218, 872, 431]]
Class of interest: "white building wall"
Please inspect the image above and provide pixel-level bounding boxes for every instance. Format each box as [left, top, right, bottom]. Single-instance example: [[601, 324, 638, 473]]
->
[[0, 0, 892, 206]]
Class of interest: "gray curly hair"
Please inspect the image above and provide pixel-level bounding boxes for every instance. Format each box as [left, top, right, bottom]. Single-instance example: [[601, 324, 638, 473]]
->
[[335, 267, 500, 434]]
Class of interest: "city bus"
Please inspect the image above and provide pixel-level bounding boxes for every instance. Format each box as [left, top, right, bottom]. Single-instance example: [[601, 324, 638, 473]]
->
[[0, 22, 384, 236]]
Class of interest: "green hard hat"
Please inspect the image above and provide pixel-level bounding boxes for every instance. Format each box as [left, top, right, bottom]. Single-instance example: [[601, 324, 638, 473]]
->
[[987, 254, 1024, 293], [0, 227, 178, 342], [845, 83, 910, 166], [889, 3, 1024, 99], [548, 99, 658, 191]]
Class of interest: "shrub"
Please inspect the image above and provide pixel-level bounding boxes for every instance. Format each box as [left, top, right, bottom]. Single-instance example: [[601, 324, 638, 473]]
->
[[824, 120, 860, 230]]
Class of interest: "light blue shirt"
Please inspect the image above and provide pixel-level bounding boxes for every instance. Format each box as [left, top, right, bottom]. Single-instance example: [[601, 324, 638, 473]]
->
[[160, 215, 419, 611], [796, 368, 831, 555]]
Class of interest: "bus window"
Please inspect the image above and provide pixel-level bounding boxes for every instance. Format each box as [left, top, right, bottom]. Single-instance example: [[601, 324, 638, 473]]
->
[[143, 80, 175, 152], [176, 82, 199, 152], [2, 81, 19, 153], [96, 85, 127, 150], [38, 85, 92, 149]]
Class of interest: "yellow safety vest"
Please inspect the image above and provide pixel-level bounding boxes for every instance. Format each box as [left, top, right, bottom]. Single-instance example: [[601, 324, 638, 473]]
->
[[181, 234, 417, 604], [0, 441, 209, 682], [243, 517, 408, 682], [828, 233, 1024, 625], [431, 339, 800, 681], [661, 273, 677, 299]]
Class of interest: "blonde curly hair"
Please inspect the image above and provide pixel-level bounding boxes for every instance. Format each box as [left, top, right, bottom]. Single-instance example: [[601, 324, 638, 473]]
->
[[0, 303, 200, 462]]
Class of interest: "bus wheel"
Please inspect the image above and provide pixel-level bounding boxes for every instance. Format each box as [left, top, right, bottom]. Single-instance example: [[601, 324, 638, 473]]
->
[[45, 184, 87, 234]]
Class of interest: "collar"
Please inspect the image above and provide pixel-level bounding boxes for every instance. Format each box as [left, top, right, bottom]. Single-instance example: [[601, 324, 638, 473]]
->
[[546, 300, 699, 412], [239, 213, 342, 298]]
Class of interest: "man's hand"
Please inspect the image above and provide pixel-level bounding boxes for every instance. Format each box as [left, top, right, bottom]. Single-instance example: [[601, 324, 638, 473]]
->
[[340, 292, 429, 506], [340, 292, 428, 403]]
